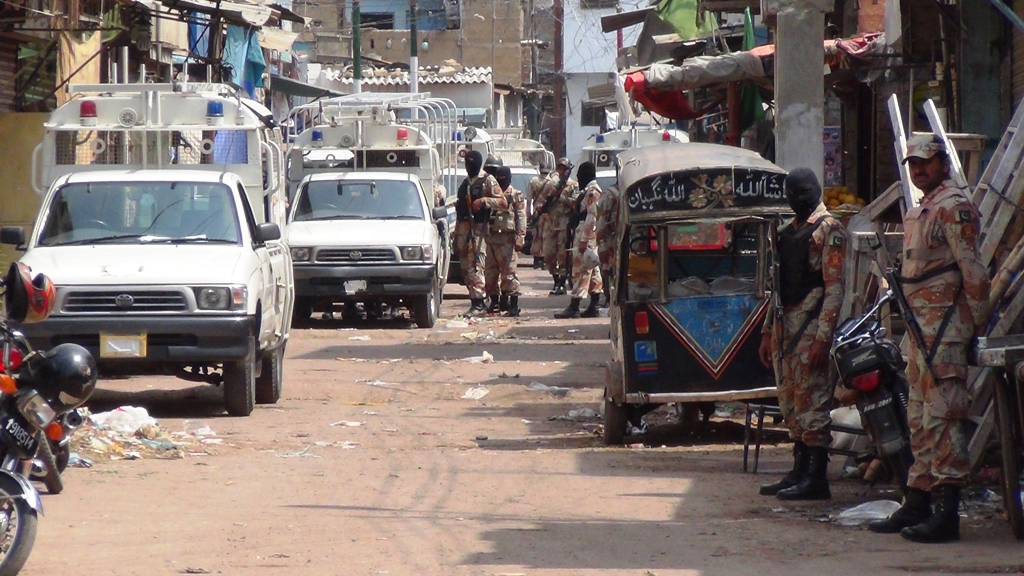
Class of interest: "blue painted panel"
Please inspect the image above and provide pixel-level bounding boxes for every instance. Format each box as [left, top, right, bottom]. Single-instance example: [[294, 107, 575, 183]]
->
[[663, 295, 758, 364], [634, 341, 657, 363]]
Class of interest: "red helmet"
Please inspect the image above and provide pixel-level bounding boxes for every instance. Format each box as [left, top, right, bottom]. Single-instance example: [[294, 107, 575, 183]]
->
[[4, 263, 55, 324]]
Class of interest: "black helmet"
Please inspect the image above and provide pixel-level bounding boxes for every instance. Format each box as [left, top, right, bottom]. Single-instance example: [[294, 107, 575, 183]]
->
[[483, 154, 503, 174], [18, 343, 97, 413]]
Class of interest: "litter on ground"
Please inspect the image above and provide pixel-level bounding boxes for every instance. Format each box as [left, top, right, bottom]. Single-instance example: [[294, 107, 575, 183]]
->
[[527, 382, 570, 397], [461, 386, 489, 400]]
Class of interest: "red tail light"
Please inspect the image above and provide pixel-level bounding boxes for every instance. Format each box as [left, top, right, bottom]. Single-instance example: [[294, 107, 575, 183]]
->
[[851, 370, 881, 392], [0, 348, 23, 371], [635, 311, 649, 335]]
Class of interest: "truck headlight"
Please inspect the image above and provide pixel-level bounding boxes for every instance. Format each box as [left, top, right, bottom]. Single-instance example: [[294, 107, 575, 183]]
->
[[194, 286, 247, 310], [400, 245, 433, 261], [291, 247, 311, 261]]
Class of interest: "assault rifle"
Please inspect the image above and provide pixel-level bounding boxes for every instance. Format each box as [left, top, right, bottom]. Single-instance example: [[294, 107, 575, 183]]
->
[[527, 178, 568, 229]]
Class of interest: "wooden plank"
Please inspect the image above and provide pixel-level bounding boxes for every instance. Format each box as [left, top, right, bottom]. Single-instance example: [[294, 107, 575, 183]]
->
[[887, 95, 923, 208], [861, 181, 903, 222], [923, 99, 968, 188], [969, 395, 996, 471], [989, 103, 1024, 193]]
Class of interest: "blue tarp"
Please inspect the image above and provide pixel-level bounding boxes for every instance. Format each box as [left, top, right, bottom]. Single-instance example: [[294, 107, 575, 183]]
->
[[223, 25, 266, 98], [188, 12, 210, 59]]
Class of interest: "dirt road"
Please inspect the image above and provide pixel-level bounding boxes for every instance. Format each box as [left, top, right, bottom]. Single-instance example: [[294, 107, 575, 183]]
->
[[21, 267, 1024, 575]]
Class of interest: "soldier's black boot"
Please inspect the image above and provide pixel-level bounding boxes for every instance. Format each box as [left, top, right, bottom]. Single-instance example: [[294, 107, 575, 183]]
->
[[551, 276, 567, 296], [580, 293, 601, 318], [507, 295, 520, 317], [533, 257, 544, 269], [777, 445, 831, 500], [548, 275, 560, 295], [759, 441, 807, 496], [602, 282, 611, 308], [487, 294, 500, 314], [464, 298, 487, 318], [868, 488, 932, 533], [901, 485, 961, 543], [554, 297, 581, 319], [499, 293, 510, 313]]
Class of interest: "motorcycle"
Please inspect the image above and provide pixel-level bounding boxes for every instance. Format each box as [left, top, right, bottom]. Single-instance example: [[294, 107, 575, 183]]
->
[[0, 262, 97, 575], [831, 287, 914, 488]]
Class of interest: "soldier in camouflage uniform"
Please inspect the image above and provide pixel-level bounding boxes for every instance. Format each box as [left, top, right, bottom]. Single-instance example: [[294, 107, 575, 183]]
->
[[595, 179, 620, 307], [538, 158, 579, 295], [868, 134, 991, 544], [757, 168, 846, 501], [555, 162, 603, 319], [483, 166, 527, 317], [455, 151, 507, 317], [526, 164, 552, 269]]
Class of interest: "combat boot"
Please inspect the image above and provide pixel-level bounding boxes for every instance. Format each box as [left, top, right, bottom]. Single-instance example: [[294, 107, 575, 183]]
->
[[580, 293, 601, 318], [759, 441, 807, 496], [487, 294, 500, 314], [533, 257, 545, 269], [554, 297, 581, 319], [551, 276, 567, 296], [777, 445, 831, 500], [901, 485, 960, 543], [464, 298, 487, 318], [499, 293, 510, 313], [602, 283, 611, 308], [548, 275, 560, 295], [868, 488, 932, 533], [507, 295, 521, 317]]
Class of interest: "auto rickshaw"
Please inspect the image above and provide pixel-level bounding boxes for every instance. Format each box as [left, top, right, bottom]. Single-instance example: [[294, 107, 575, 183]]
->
[[604, 143, 791, 444]]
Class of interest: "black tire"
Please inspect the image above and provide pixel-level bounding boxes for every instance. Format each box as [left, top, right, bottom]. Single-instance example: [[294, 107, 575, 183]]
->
[[0, 474, 38, 576], [255, 344, 285, 405], [603, 398, 629, 445], [37, 440, 63, 495], [412, 280, 440, 329], [223, 337, 256, 417], [994, 374, 1024, 540]]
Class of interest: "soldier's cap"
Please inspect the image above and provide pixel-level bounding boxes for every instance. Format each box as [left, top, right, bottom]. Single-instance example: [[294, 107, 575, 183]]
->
[[556, 157, 572, 169], [902, 133, 947, 163]]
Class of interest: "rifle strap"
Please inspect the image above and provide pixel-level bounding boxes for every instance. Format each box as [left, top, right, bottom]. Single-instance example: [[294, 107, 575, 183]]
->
[[782, 298, 824, 358], [925, 284, 964, 368]]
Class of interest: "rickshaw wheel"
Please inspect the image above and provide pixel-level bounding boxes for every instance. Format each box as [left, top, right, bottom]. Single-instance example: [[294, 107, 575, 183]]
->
[[603, 399, 629, 445]]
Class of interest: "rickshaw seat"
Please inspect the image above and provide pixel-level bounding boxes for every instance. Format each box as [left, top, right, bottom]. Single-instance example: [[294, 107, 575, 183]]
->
[[742, 403, 867, 473]]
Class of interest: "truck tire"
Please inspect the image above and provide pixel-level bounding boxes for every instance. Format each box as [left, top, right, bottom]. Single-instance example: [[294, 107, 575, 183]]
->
[[603, 398, 629, 445], [224, 337, 256, 416], [255, 344, 285, 405], [412, 280, 440, 329]]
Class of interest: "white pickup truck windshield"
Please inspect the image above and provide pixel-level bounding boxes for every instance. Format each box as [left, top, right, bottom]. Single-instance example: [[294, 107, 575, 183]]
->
[[37, 182, 241, 246], [294, 180, 424, 222]]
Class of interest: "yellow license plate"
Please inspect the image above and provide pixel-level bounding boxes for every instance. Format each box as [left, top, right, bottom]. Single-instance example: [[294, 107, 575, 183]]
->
[[99, 333, 147, 358]]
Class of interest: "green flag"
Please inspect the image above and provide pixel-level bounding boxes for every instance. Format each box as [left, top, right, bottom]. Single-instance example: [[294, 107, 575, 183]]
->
[[740, 7, 764, 131]]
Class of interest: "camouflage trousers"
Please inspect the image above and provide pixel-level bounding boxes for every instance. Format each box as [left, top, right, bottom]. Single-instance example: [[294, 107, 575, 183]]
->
[[531, 214, 548, 257], [569, 240, 602, 298], [454, 221, 487, 300], [772, 311, 833, 448], [905, 343, 971, 490], [543, 222, 570, 277], [485, 232, 520, 295]]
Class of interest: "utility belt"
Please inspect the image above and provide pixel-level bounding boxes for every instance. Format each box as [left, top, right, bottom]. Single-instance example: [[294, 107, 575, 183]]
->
[[897, 262, 962, 290], [898, 261, 965, 369]]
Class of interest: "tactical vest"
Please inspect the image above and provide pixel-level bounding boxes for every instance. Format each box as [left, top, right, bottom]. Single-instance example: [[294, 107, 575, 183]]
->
[[489, 188, 516, 234], [456, 177, 486, 223], [777, 219, 825, 306]]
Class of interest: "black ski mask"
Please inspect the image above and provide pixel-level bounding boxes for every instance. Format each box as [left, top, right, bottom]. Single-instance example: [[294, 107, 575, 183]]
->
[[785, 167, 822, 221], [464, 150, 483, 178], [495, 166, 512, 190], [577, 161, 596, 189]]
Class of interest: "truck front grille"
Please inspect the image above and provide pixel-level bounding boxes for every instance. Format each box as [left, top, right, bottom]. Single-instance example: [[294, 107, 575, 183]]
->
[[63, 290, 188, 313], [315, 248, 396, 263]]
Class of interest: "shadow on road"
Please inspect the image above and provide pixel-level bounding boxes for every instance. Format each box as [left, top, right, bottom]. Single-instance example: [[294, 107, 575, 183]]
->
[[85, 383, 234, 419]]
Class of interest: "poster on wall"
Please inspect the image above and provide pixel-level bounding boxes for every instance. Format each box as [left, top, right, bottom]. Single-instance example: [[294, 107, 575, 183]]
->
[[823, 126, 842, 187]]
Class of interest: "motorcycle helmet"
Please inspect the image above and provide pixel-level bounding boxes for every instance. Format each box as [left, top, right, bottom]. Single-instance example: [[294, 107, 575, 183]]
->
[[483, 154, 503, 175], [18, 343, 97, 412], [4, 262, 55, 324]]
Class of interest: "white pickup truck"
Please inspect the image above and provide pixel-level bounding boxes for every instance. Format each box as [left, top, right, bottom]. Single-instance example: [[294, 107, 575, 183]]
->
[[2, 82, 293, 416], [287, 171, 450, 328]]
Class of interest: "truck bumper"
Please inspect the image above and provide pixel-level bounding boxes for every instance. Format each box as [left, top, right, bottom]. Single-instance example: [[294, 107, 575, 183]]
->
[[20, 315, 257, 373], [294, 264, 435, 298]]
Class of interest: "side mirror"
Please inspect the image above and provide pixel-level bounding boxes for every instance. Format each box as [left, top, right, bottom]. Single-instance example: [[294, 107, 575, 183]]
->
[[254, 222, 281, 243], [0, 227, 25, 247], [432, 206, 448, 220]]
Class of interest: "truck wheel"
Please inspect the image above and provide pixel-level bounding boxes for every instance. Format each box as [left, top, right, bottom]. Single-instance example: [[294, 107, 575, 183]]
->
[[412, 280, 440, 329], [603, 398, 629, 445], [255, 344, 285, 405], [223, 338, 256, 416]]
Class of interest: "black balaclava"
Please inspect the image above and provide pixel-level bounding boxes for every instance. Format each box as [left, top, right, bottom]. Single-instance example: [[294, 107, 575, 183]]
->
[[465, 150, 483, 178], [784, 167, 822, 221], [495, 166, 512, 190], [577, 161, 596, 189]]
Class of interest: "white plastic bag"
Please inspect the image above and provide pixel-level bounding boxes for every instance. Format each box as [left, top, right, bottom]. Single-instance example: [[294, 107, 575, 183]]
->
[[90, 406, 158, 435], [833, 500, 901, 526]]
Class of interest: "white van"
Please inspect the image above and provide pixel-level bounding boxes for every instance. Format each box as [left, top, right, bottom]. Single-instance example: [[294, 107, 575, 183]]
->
[[2, 82, 293, 416], [287, 172, 450, 328]]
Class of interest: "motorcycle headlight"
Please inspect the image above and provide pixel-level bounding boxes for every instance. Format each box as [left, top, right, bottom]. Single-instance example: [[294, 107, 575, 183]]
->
[[291, 247, 311, 261], [17, 391, 56, 429], [194, 286, 246, 311]]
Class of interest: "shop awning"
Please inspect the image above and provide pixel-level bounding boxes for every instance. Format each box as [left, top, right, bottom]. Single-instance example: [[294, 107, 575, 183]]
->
[[269, 3, 305, 24], [161, 0, 273, 27], [269, 75, 342, 98]]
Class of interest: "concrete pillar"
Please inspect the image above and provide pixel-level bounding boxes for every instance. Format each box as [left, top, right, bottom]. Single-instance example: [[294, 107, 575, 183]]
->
[[765, 0, 833, 183]]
